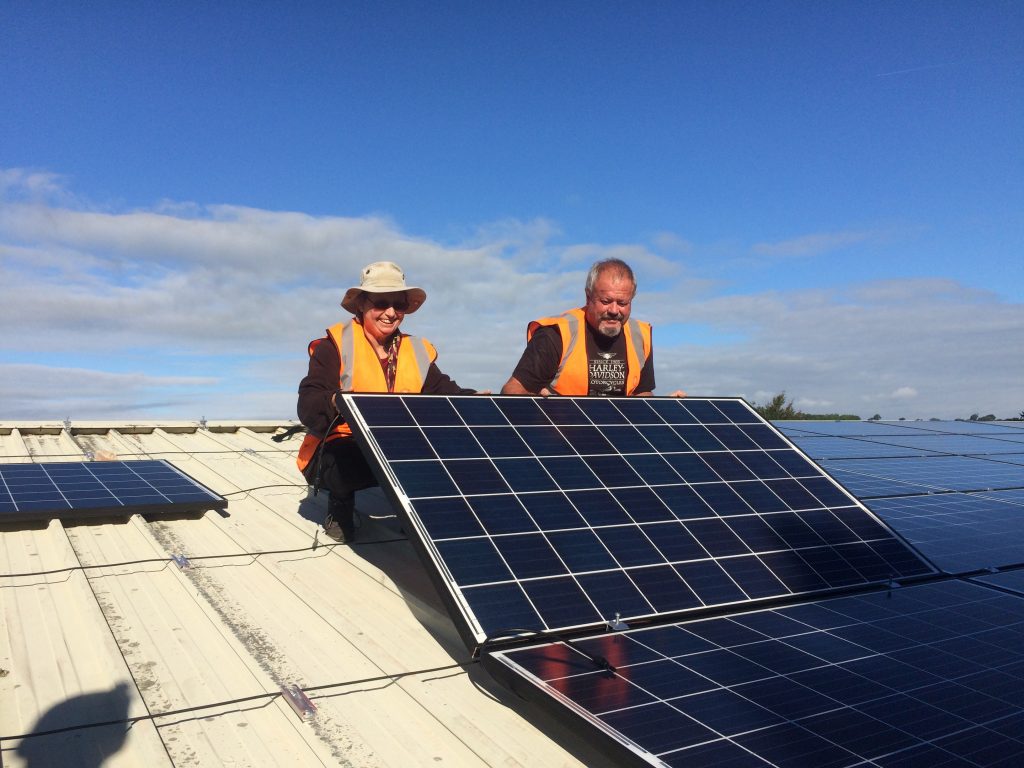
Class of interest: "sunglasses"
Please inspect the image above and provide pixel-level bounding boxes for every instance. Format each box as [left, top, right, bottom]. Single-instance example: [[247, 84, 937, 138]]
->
[[367, 296, 409, 312]]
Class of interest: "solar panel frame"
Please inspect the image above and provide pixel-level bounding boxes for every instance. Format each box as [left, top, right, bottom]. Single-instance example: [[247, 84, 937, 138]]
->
[[340, 395, 934, 652], [0, 459, 226, 525]]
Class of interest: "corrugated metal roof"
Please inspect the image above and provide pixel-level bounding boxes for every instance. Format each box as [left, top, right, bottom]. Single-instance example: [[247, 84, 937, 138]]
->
[[0, 421, 612, 767]]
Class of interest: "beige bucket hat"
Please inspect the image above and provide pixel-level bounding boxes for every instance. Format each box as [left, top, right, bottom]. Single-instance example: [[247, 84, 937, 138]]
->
[[341, 261, 427, 315]]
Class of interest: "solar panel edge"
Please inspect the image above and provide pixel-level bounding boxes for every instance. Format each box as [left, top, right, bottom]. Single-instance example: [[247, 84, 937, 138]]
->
[[338, 395, 492, 650], [480, 650, 664, 768]]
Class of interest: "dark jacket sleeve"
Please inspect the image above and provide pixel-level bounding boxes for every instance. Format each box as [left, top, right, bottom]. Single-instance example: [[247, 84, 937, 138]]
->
[[509, 326, 563, 392], [637, 345, 656, 394], [424, 361, 477, 394], [297, 337, 339, 437]]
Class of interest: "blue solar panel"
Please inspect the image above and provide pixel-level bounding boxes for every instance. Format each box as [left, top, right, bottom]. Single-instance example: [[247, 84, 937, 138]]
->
[[0, 460, 226, 524], [973, 569, 1024, 595], [868, 492, 1024, 573], [485, 579, 1024, 767], [867, 434, 1024, 456], [788, 435, 940, 461], [820, 456, 1024, 499], [772, 421, 930, 438], [341, 395, 932, 649]]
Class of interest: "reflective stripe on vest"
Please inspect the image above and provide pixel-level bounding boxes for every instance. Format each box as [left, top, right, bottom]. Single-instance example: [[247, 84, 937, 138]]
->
[[296, 321, 437, 471], [526, 308, 651, 396]]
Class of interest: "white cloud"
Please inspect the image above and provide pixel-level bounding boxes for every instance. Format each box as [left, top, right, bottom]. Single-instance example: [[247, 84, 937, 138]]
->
[[0, 168, 67, 199], [2, 172, 1022, 422], [750, 229, 875, 259], [653, 279, 1024, 419]]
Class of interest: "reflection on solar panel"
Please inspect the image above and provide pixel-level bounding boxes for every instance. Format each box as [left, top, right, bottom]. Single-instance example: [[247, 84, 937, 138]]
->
[[0, 460, 226, 524], [341, 395, 932, 649], [485, 580, 1024, 767]]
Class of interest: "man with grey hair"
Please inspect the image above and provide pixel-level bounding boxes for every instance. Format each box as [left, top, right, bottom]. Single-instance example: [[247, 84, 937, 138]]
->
[[502, 258, 684, 397]]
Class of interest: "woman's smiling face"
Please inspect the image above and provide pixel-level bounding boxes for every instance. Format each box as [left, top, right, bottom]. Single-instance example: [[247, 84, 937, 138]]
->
[[359, 292, 408, 345]]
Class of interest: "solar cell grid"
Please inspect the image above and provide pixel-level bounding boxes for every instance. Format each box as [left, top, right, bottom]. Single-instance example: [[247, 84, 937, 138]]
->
[[868, 434, 1024, 456], [788, 435, 941, 460], [772, 421, 928, 438], [820, 455, 1024, 499], [0, 460, 225, 523], [341, 395, 933, 648], [868, 491, 1024, 573], [974, 569, 1024, 595], [485, 579, 1024, 768]]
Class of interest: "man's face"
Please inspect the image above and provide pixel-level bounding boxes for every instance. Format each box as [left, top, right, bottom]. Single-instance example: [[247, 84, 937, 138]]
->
[[584, 273, 634, 337]]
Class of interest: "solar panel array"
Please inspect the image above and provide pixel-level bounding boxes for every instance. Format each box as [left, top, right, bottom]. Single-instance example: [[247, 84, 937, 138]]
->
[[784, 421, 1024, 574], [486, 579, 1024, 767], [0, 459, 226, 524], [341, 398, 1024, 767]]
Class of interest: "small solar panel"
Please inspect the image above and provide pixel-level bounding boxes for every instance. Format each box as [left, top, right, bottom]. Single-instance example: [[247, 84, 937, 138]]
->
[[341, 395, 933, 650], [484, 579, 1024, 767], [0, 460, 226, 525]]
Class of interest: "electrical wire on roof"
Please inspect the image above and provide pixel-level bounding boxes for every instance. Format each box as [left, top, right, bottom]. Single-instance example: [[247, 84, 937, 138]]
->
[[2, 659, 475, 743]]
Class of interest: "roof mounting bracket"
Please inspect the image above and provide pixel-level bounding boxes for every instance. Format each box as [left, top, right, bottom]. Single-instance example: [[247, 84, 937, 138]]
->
[[280, 683, 317, 720], [606, 612, 629, 631]]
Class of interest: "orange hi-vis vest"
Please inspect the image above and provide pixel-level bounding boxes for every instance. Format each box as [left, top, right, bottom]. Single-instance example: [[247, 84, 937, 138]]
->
[[526, 307, 652, 396], [296, 320, 437, 471]]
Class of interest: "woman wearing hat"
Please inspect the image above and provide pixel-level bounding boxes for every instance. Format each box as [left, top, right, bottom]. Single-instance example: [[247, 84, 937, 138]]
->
[[296, 261, 476, 542]]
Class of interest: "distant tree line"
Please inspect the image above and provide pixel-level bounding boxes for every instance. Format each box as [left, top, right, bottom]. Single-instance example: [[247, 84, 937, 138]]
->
[[752, 393, 1024, 422], [752, 393, 860, 421]]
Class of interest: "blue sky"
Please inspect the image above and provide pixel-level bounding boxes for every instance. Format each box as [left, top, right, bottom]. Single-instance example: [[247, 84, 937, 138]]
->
[[2, 1, 1022, 421]]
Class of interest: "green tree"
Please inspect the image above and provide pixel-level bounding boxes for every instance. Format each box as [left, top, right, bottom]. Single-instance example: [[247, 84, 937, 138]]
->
[[869, 414, 881, 421], [753, 392, 798, 420]]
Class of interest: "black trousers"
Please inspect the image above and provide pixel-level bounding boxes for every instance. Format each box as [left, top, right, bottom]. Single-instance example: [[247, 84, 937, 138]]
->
[[302, 437, 378, 505]]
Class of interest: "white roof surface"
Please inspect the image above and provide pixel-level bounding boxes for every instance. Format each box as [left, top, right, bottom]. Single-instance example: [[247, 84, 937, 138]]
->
[[0, 421, 613, 767]]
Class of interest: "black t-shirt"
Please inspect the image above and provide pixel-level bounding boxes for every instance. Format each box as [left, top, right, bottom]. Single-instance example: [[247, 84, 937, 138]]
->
[[510, 323, 655, 396]]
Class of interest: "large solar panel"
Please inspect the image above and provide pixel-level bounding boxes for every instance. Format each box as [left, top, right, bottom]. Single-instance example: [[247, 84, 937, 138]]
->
[[340, 395, 933, 650], [973, 569, 1024, 595], [484, 579, 1024, 767], [819, 455, 1024, 499], [772, 421, 931, 438], [791, 436, 940, 461], [0, 460, 226, 524], [867, 492, 1024, 573]]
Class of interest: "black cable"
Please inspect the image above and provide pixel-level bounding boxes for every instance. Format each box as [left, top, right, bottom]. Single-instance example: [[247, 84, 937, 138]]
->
[[0, 537, 411, 579], [311, 411, 343, 498], [4, 659, 474, 742]]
